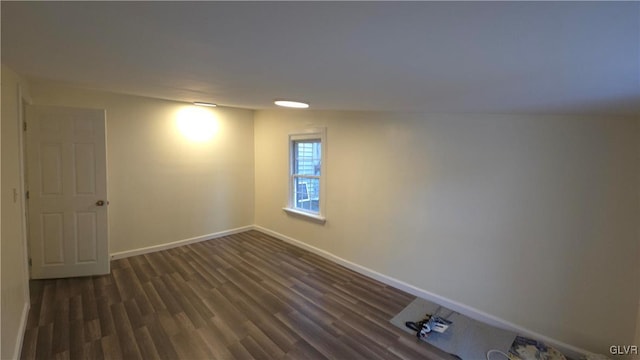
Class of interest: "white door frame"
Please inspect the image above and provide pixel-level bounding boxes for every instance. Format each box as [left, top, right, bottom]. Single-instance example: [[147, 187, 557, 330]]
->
[[17, 83, 31, 298]]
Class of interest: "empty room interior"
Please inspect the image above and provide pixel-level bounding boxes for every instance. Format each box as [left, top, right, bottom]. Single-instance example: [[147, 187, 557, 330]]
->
[[1, 2, 639, 360]]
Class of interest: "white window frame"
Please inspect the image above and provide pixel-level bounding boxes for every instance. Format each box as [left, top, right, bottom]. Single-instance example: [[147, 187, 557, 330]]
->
[[283, 127, 326, 223]]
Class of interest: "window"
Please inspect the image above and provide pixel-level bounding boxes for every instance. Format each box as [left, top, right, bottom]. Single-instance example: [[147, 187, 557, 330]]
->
[[284, 128, 326, 222]]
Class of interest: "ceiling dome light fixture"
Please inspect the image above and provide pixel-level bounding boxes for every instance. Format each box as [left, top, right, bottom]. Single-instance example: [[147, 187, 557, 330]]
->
[[274, 99, 310, 109], [193, 101, 217, 107]]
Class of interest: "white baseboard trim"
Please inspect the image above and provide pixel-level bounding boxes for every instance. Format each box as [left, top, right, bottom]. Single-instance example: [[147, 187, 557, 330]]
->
[[13, 301, 30, 360], [253, 225, 592, 359], [110, 225, 254, 260]]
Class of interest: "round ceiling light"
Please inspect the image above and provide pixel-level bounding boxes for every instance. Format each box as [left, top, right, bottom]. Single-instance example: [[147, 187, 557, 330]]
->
[[274, 100, 310, 109]]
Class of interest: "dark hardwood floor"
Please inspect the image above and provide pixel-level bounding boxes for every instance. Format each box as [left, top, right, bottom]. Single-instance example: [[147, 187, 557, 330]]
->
[[20, 230, 452, 360]]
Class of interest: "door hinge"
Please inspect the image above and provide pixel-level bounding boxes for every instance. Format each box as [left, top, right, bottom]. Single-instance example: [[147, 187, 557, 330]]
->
[[23, 122, 27, 131], [28, 258, 32, 266], [25, 191, 30, 200]]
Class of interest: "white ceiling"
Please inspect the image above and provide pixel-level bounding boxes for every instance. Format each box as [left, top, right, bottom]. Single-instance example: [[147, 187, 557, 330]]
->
[[2, 1, 639, 115]]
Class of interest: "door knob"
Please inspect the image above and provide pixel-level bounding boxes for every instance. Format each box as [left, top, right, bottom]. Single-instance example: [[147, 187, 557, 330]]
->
[[96, 200, 105, 206]]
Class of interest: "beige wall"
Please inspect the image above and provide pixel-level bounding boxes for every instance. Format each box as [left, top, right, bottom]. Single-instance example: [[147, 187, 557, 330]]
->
[[29, 82, 255, 254], [254, 109, 639, 354], [1, 65, 30, 359]]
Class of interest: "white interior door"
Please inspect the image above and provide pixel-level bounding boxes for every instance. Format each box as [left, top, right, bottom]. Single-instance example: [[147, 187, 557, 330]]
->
[[26, 105, 109, 279]]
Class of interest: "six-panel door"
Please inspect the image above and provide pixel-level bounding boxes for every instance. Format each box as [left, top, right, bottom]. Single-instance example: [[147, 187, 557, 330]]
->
[[26, 105, 109, 279]]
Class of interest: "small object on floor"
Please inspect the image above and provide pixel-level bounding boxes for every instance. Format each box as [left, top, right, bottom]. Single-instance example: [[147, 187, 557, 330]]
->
[[429, 315, 453, 333], [508, 336, 566, 360], [405, 315, 433, 339], [405, 320, 422, 332], [406, 313, 453, 340]]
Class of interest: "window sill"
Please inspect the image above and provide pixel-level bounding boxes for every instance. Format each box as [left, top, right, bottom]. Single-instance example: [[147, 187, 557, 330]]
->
[[283, 207, 326, 224]]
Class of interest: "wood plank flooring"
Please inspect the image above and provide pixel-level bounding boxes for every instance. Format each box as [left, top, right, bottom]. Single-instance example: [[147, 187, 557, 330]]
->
[[21, 230, 452, 360]]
